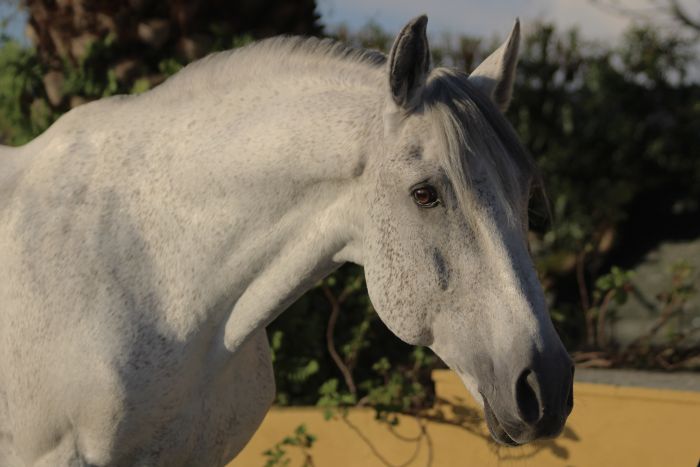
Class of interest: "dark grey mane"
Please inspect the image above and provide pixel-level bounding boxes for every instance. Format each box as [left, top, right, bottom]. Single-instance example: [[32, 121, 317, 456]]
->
[[424, 68, 538, 225]]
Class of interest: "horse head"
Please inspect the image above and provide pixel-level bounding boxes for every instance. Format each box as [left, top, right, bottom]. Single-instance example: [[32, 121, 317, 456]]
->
[[362, 16, 573, 445]]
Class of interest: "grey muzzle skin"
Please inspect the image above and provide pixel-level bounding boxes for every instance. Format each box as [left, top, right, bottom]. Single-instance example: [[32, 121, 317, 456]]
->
[[480, 349, 575, 446]]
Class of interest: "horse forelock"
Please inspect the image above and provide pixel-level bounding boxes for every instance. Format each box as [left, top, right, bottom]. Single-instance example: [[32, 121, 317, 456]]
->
[[423, 68, 538, 227]]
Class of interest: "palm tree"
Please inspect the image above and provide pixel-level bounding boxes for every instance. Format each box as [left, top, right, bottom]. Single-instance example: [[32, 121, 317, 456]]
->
[[21, 0, 323, 110]]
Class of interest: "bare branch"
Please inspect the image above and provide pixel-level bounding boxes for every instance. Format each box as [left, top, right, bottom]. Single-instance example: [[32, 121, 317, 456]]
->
[[595, 289, 616, 348], [589, 0, 700, 33], [668, 0, 700, 31], [576, 250, 596, 347], [588, 0, 661, 21], [322, 284, 357, 397]]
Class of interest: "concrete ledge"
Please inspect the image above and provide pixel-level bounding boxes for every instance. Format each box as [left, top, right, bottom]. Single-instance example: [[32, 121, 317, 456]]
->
[[575, 368, 700, 391], [229, 370, 700, 467]]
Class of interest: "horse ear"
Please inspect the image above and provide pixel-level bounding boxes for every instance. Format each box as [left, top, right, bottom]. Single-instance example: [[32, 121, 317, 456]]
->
[[387, 15, 430, 110], [469, 19, 520, 112]]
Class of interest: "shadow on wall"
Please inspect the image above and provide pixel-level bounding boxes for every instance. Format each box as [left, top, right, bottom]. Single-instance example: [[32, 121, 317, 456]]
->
[[360, 396, 579, 466], [231, 370, 700, 467]]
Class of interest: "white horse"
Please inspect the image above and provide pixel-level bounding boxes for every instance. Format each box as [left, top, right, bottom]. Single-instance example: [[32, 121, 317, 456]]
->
[[0, 15, 573, 466]]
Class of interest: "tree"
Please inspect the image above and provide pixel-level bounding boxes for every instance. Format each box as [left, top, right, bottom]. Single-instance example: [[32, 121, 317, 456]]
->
[[0, 0, 322, 144], [589, 0, 700, 35], [23, 0, 322, 109]]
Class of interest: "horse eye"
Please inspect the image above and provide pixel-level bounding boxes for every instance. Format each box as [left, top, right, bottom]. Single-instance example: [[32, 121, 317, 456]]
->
[[411, 185, 440, 208]]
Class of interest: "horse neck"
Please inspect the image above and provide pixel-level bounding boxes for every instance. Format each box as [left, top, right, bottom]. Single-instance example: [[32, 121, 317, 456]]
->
[[119, 75, 382, 347]]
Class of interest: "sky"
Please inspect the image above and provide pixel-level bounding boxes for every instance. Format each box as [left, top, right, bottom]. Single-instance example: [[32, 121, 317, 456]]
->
[[0, 0, 695, 45], [0, 2, 26, 42], [317, 0, 693, 42]]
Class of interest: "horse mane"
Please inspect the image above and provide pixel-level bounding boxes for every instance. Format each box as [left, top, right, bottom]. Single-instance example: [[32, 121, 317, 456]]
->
[[153, 36, 387, 99], [152, 36, 536, 226], [424, 68, 538, 227]]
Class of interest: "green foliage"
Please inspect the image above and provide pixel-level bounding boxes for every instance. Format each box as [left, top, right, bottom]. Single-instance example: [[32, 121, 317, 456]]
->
[[332, 20, 392, 52], [516, 23, 699, 244], [316, 378, 355, 420], [313, 347, 436, 424], [158, 58, 184, 78], [508, 23, 699, 349], [652, 261, 697, 341], [594, 267, 635, 306], [612, 260, 698, 368], [0, 27, 258, 145], [665, 261, 696, 302], [262, 424, 316, 467], [0, 39, 51, 144], [360, 348, 436, 424], [231, 34, 255, 50], [269, 263, 438, 416], [61, 33, 119, 98]]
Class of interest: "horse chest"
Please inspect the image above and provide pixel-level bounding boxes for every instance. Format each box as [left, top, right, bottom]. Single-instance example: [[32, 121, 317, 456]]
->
[[98, 329, 276, 466], [1, 301, 274, 467]]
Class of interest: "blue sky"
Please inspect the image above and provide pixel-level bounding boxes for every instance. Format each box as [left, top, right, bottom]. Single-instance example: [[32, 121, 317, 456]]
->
[[0, 2, 26, 42], [317, 0, 688, 42], [0, 0, 693, 44]]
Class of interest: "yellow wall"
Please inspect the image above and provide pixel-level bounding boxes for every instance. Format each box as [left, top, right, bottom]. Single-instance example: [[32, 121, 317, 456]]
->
[[229, 370, 700, 467]]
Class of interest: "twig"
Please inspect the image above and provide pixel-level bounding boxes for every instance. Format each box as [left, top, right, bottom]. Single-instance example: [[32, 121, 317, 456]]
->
[[627, 297, 681, 349], [322, 284, 357, 397], [669, 0, 700, 32], [341, 413, 427, 467], [571, 350, 608, 362], [576, 250, 595, 346], [588, 0, 661, 20], [302, 450, 315, 467], [596, 289, 616, 348], [577, 358, 614, 368]]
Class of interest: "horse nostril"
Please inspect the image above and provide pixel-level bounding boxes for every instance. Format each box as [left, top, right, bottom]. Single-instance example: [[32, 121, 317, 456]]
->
[[515, 369, 541, 425]]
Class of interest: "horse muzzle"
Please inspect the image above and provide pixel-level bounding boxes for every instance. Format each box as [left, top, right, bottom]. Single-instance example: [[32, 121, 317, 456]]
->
[[481, 360, 575, 446]]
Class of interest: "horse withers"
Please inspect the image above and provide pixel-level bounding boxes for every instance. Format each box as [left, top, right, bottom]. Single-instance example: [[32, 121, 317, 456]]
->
[[0, 15, 573, 466]]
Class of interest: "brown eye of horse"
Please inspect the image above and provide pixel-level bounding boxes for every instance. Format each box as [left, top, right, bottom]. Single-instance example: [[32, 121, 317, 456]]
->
[[411, 185, 440, 208]]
